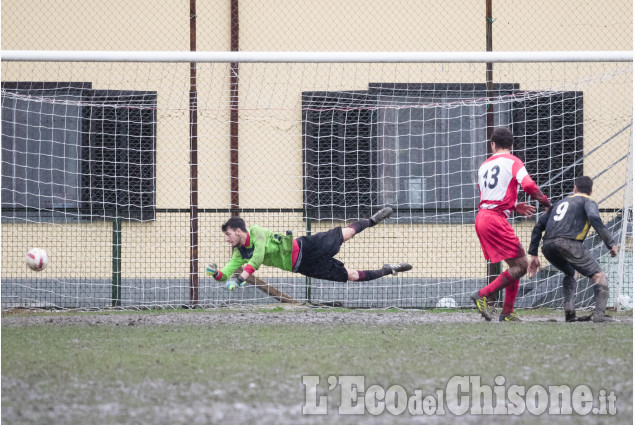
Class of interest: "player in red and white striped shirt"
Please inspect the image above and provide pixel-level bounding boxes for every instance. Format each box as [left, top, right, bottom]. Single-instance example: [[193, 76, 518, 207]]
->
[[472, 127, 551, 322]]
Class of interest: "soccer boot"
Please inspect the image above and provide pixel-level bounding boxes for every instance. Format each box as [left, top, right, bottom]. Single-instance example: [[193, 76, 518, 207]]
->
[[370, 207, 393, 225], [487, 300, 498, 317], [575, 314, 592, 322], [565, 310, 577, 322], [383, 263, 412, 275], [470, 291, 492, 321], [499, 312, 522, 322], [576, 313, 613, 323], [591, 313, 614, 323]]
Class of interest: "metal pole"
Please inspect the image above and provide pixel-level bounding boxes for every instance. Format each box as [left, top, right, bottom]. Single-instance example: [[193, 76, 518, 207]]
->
[[615, 124, 633, 310], [112, 216, 122, 307], [230, 0, 240, 216], [485, 0, 501, 285], [189, 0, 199, 307], [305, 218, 312, 303]]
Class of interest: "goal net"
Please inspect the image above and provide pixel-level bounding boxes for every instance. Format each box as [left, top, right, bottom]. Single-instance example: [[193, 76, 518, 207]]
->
[[1, 52, 632, 310]]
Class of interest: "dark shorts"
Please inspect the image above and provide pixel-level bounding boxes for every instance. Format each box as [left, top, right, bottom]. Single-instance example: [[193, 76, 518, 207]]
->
[[295, 227, 349, 282], [541, 237, 602, 278]]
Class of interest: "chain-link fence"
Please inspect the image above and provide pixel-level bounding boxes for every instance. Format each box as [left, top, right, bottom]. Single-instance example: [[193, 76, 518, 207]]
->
[[1, 1, 632, 310], [2, 1, 632, 52]]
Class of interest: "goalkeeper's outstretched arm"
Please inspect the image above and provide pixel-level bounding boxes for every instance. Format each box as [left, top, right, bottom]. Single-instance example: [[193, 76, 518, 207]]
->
[[206, 250, 245, 282]]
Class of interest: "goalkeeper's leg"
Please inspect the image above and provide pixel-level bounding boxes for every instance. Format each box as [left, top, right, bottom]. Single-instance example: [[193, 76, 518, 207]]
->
[[343, 207, 393, 241], [348, 263, 412, 281]]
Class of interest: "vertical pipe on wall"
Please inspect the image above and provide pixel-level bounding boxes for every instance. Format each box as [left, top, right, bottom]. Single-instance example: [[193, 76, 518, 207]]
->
[[485, 0, 501, 283], [189, 0, 199, 307], [486, 0, 494, 145], [305, 218, 312, 303], [112, 216, 122, 307], [230, 0, 240, 216]]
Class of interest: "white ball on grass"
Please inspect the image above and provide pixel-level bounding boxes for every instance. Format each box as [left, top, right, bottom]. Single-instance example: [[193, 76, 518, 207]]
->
[[616, 294, 633, 311], [436, 297, 456, 308]]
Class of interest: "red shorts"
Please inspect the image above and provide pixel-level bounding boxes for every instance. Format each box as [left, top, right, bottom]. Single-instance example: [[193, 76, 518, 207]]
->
[[475, 209, 525, 263]]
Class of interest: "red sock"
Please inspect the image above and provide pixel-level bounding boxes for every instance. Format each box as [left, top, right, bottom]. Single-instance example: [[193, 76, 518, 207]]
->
[[502, 279, 520, 315], [479, 270, 513, 298]]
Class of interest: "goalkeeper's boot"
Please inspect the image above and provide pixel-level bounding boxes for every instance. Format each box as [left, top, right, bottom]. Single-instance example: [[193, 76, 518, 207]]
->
[[499, 312, 522, 322], [383, 263, 412, 275], [370, 207, 393, 225], [470, 291, 492, 321]]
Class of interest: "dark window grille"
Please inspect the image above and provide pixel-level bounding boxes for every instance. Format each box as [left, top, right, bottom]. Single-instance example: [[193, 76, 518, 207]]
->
[[303, 84, 583, 221], [512, 91, 584, 204], [302, 91, 377, 220], [1, 82, 157, 221]]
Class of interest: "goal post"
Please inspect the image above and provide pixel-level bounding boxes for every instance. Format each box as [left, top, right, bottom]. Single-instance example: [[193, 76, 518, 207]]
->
[[2, 50, 633, 62], [1, 50, 632, 310]]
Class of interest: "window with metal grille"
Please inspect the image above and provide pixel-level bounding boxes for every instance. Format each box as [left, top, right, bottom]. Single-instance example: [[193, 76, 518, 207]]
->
[[302, 84, 583, 222], [1, 82, 156, 222]]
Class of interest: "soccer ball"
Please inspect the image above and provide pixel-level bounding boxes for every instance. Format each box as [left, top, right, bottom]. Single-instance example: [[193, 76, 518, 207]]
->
[[616, 294, 633, 311], [25, 248, 49, 271], [436, 297, 457, 308]]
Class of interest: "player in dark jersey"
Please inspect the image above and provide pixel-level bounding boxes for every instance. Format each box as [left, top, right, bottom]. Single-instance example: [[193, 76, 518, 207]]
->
[[527, 176, 618, 322]]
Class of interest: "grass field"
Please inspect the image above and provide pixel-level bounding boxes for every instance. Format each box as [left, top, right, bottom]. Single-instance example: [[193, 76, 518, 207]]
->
[[2, 307, 632, 425]]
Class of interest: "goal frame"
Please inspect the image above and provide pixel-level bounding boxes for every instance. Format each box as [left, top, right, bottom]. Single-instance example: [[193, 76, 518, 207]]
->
[[2, 50, 633, 63], [1, 50, 632, 310]]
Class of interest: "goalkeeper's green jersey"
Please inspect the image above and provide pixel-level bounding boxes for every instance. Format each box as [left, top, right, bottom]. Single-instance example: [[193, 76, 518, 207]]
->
[[218, 225, 294, 281]]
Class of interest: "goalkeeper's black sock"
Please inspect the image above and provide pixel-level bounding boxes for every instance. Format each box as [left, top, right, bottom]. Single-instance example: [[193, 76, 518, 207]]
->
[[348, 219, 371, 235], [348, 208, 391, 235], [357, 268, 391, 281]]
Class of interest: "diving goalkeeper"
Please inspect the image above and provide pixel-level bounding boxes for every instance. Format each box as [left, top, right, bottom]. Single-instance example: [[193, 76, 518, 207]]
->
[[206, 207, 412, 290]]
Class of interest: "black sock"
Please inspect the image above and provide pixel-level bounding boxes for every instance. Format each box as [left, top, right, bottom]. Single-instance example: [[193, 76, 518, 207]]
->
[[348, 219, 371, 235], [593, 284, 609, 316], [357, 268, 391, 281], [562, 275, 576, 313]]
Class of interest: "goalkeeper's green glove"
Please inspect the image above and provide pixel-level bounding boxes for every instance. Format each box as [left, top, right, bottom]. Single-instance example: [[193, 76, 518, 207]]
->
[[226, 276, 246, 291], [205, 263, 219, 278]]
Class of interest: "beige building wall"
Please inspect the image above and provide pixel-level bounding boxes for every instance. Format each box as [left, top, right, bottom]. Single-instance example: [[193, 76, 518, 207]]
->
[[1, 1, 632, 280]]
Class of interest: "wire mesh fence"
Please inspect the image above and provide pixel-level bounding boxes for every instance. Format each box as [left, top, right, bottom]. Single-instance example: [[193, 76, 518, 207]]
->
[[1, 1, 632, 310]]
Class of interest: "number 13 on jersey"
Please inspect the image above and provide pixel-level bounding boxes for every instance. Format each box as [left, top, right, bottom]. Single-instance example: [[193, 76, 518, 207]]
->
[[477, 154, 530, 214], [482, 165, 500, 189]]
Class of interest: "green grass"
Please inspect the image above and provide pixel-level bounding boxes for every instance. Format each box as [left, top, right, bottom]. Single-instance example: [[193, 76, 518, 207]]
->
[[2, 310, 632, 425]]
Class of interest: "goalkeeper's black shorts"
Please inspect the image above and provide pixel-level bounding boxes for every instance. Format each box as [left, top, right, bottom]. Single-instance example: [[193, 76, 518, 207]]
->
[[295, 227, 349, 282]]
